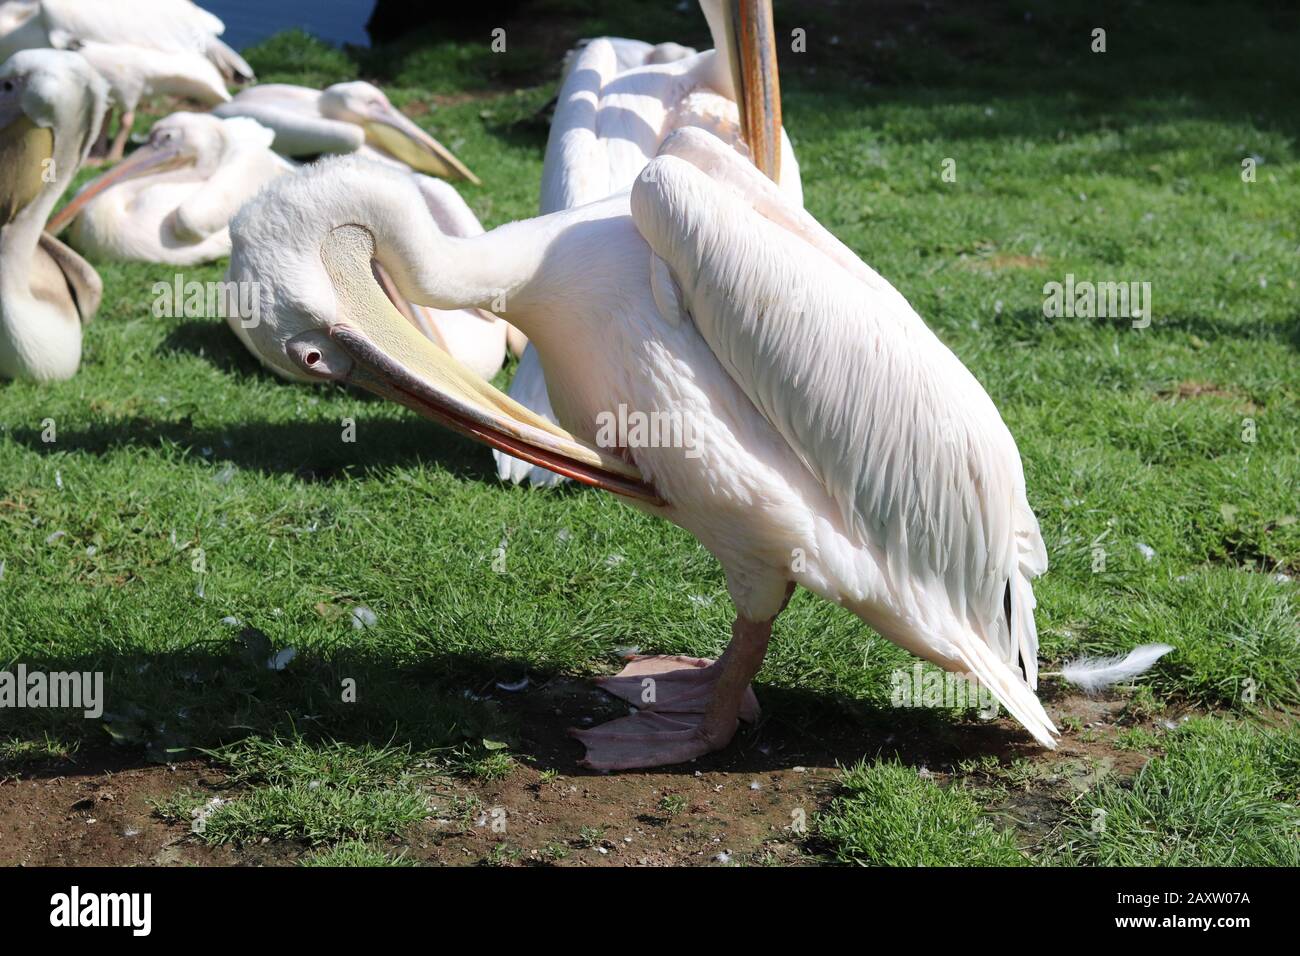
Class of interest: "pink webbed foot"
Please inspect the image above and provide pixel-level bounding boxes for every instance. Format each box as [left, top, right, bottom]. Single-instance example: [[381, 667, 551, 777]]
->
[[593, 654, 760, 723], [569, 711, 737, 771], [572, 613, 778, 771]]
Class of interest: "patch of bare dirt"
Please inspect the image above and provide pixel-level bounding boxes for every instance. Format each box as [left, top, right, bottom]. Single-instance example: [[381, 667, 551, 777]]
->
[[958, 252, 1051, 272], [1156, 380, 1257, 412], [0, 679, 1214, 867]]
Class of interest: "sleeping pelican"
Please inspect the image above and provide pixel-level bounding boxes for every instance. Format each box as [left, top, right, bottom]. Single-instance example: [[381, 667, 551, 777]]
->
[[48, 112, 291, 265], [225, 4, 1059, 770], [0, 48, 106, 381], [228, 171, 513, 382], [1, 0, 252, 162], [499, 0, 802, 487], [213, 81, 480, 185]]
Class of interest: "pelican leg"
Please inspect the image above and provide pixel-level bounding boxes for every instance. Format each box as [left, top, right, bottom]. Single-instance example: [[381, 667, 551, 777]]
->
[[570, 613, 773, 770], [106, 108, 135, 164]]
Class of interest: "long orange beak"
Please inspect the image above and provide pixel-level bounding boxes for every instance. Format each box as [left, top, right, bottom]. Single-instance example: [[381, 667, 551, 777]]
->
[[727, 0, 783, 182], [47, 142, 190, 235]]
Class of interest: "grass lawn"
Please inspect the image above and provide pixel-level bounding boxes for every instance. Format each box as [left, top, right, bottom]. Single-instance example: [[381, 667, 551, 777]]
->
[[0, 0, 1296, 866]]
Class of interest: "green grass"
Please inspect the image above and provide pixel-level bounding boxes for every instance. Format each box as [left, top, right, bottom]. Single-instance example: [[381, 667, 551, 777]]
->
[[2, 0, 1298, 864], [299, 839, 415, 867], [816, 761, 1028, 866], [1054, 718, 1300, 866], [152, 736, 439, 847]]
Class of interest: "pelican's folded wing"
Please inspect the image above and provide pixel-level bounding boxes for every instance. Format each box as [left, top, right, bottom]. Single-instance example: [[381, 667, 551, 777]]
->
[[173, 149, 289, 243], [36, 231, 101, 324], [42, 0, 221, 55], [630, 128, 1049, 687], [214, 94, 364, 158]]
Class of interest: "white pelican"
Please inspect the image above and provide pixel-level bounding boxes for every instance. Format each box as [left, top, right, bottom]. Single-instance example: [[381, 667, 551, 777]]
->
[[1, 0, 251, 161], [228, 169, 513, 383], [213, 81, 480, 185], [498, 0, 802, 488], [47, 112, 291, 265], [225, 1, 1060, 767], [0, 48, 106, 381]]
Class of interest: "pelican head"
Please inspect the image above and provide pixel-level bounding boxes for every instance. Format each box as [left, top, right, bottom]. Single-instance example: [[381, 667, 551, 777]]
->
[[228, 155, 653, 498], [48, 112, 271, 234], [228, 156, 472, 388], [319, 80, 481, 186], [0, 49, 107, 223]]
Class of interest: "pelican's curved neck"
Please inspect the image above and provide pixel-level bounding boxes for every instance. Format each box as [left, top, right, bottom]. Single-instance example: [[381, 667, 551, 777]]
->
[[374, 204, 580, 338], [0, 193, 54, 303]]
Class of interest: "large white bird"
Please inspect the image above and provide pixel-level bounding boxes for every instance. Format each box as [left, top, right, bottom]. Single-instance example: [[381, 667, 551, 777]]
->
[[48, 111, 291, 265], [213, 81, 480, 185], [0, 48, 106, 381], [225, 0, 1060, 768], [0, 0, 251, 161], [228, 170, 514, 383], [498, 0, 802, 488]]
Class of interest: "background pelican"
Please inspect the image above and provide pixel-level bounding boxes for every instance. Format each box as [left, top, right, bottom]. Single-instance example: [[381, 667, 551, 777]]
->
[[0, 48, 106, 381], [214, 81, 480, 184], [498, 0, 802, 488], [228, 168, 514, 383], [0, 0, 252, 162], [49, 112, 291, 265]]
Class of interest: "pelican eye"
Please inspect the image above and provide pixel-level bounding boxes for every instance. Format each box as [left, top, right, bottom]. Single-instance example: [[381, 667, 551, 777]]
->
[[286, 331, 352, 381]]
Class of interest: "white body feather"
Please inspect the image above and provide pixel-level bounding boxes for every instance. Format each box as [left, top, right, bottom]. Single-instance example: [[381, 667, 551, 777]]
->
[[1059, 644, 1174, 693]]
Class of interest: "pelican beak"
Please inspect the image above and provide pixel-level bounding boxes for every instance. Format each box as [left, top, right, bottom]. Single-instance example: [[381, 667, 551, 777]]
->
[[727, 0, 782, 182], [288, 225, 658, 503], [363, 102, 482, 186], [47, 141, 191, 234], [0, 88, 51, 227]]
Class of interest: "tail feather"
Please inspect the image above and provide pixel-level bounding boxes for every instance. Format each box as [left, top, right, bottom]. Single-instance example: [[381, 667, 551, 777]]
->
[[208, 38, 255, 84], [953, 632, 1058, 748]]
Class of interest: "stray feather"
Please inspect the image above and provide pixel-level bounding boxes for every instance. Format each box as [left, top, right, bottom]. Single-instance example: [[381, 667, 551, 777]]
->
[[1054, 644, 1173, 693]]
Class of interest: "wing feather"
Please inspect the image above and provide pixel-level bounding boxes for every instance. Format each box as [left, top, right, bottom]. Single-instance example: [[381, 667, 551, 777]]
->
[[631, 130, 1047, 689]]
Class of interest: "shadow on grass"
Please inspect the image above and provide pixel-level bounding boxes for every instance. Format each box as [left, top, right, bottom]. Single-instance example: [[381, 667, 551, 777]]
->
[[5, 416, 503, 486], [158, 319, 272, 379], [2, 638, 1055, 783]]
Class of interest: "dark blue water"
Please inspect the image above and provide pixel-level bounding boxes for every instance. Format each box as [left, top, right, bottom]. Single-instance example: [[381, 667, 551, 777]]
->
[[203, 0, 375, 51]]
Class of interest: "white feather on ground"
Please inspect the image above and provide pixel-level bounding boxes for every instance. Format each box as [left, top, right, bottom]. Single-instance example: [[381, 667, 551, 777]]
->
[[1057, 644, 1174, 693]]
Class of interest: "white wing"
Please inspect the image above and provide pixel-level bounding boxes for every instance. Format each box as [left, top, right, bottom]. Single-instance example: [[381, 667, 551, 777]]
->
[[40, 0, 251, 79], [69, 39, 229, 109], [631, 129, 1054, 745], [214, 86, 363, 157]]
